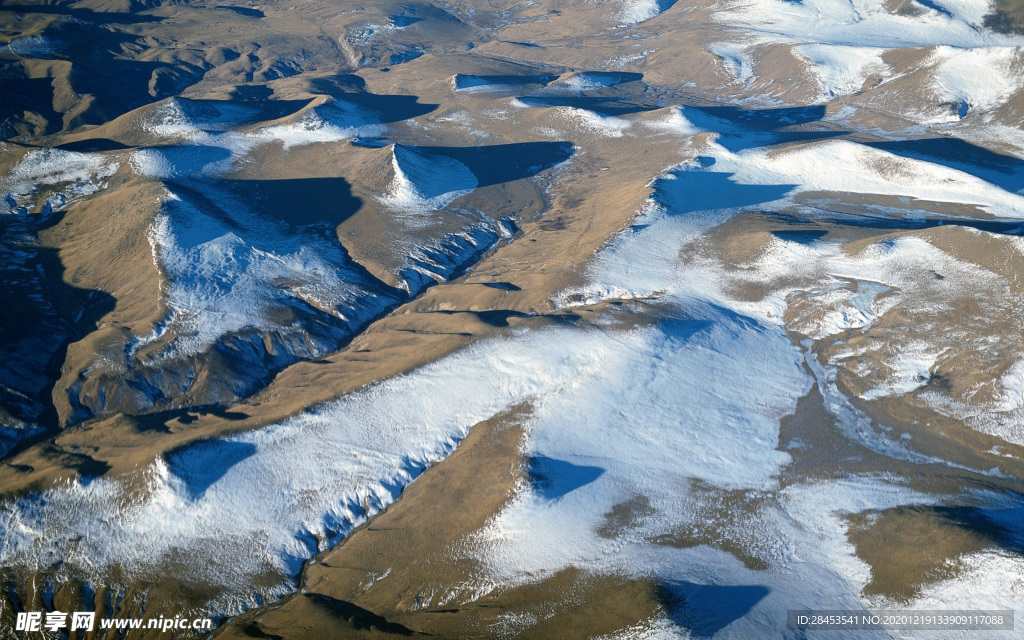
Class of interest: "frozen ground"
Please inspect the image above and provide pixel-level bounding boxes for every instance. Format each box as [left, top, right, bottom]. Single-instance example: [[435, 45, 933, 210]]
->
[[6, 101, 1024, 636]]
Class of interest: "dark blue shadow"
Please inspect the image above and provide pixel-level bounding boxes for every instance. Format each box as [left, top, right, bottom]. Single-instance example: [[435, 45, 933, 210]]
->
[[390, 15, 423, 27], [389, 50, 423, 65], [659, 580, 770, 637], [766, 210, 1024, 237], [528, 456, 604, 500], [453, 74, 558, 91], [864, 138, 1024, 194], [216, 6, 265, 18], [717, 130, 846, 153], [656, 166, 797, 214], [771, 229, 828, 244], [410, 141, 575, 187], [677, 104, 845, 152], [658, 317, 714, 343], [515, 96, 659, 117], [165, 439, 257, 499], [570, 71, 644, 86], [915, 0, 954, 18], [138, 144, 233, 178], [688, 104, 827, 130]]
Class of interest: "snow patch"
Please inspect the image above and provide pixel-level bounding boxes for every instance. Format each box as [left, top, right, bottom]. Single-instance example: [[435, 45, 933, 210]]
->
[[645, 107, 706, 137], [147, 191, 396, 357], [930, 46, 1024, 119], [2, 149, 119, 214], [132, 97, 387, 180], [795, 44, 891, 98], [142, 98, 259, 138], [471, 305, 807, 582], [381, 145, 478, 213], [130, 146, 234, 180], [252, 99, 386, 149], [399, 221, 504, 293], [619, 0, 665, 25], [555, 107, 632, 137], [714, 0, 1024, 49], [3, 36, 59, 57], [0, 325, 653, 610], [555, 71, 642, 93], [687, 138, 1024, 218], [708, 42, 754, 84], [861, 342, 941, 399]]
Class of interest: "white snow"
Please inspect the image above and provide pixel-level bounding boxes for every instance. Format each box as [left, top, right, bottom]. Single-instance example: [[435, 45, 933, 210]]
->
[[644, 107, 706, 137], [142, 99, 199, 138], [399, 221, 504, 293], [909, 550, 1024, 616], [932, 358, 1024, 447], [4, 7, 1024, 633], [685, 138, 1024, 218], [482, 124, 1024, 635], [994, 360, 1024, 413], [714, 0, 1024, 49], [381, 144, 478, 212], [555, 71, 641, 93], [452, 75, 508, 93], [131, 97, 387, 180], [790, 278, 897, 339], [1, 148, 119, 214], [252, 99, 386, 149], [619, 0, 664, 25], [708, 0, 1024, 126], [795, 44, 891, 98], [130, 146, 234, 180], [141, 98, 260, 138], [861, 342, 941, 399], [929, 46, 1024, 119], [0, 324, 674, 611], [555, 107, 633, 137], [708, 42, 755, 85], [146, 190, 395, 357], [470, 304, 807, 583], [3, 36, 58, 57]]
